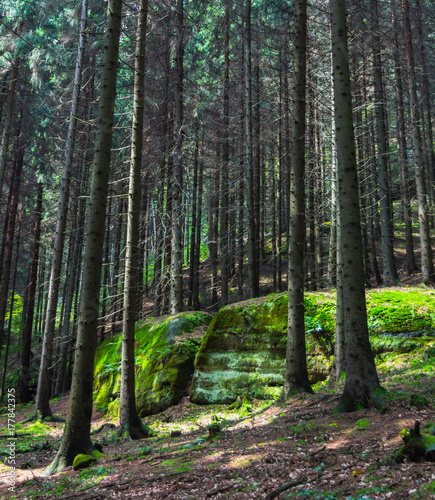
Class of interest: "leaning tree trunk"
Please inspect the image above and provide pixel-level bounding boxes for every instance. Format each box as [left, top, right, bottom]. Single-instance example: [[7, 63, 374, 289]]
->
[[330, 0, 383, 412], [119, 0, 151, 440], [283, 0, 312, 398], [45, 0, 122, 475]]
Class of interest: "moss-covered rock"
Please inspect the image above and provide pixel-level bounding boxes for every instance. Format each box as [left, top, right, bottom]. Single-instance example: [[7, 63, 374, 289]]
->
[[94, 311, 211, 416], [72, 453, 98, 470], [190, 293, 334, 404], [191, 288, 435, 404]]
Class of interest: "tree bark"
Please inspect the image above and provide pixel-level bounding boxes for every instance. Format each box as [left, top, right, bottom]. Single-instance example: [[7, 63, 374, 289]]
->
[[119, 0, 150, 440], [35, 0, 88, 419], [46, 0, 122, 474], [0, 57, 19, 194], [170, 0, 184, 313], [370, 0, 398, 285], [20, 182, 43, 403], [400, 0, 434, 283], [283, 0, 312, 398], [245, 0, 259, 298], [329, 0, 383, 412], [391, 1, 416, 275]]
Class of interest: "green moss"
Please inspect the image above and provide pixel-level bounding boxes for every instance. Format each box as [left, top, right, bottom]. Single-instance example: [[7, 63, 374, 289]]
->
[[192, 288, 434, 405], [72, 454, 97, 471], [94, 311, 210, 416]]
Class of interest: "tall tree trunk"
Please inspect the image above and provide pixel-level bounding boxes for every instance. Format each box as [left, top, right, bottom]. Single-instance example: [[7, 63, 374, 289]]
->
[[391, 2, 416, 274], [370, 0, 398, 285], [0, 145, 23, 359], [46, 0, 122, 474], [35, 0, 88, 419], [188, 137, 199, 310], [283, 0, 312, 398], [1, 219, 20, 402], [209, 153, 220, 308], [401, 0, 434, 283], [220, 0, 230, 306], [119, 0, 150, 440], [330, 0, 383, 412], [0, 57, 19, 194], [245, 0, 259, 298], [193, 158, 203, 310], [170, 0, 184, 313], [414, 0, 435, 223], [19, 182, 43, 403]]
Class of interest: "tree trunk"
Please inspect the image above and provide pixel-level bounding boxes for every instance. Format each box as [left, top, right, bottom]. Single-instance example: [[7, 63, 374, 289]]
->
[[0, 57, 19, 194], [283, 0, 312, 398], [401, 0, 434, 283], [370, 0, 398, 285], [46, 0, 122, 474], [170, 0, 184, 313], [245, 0, 259, 298], [220, 0, 230, 306], [330, 0, 383, 412], [0, 146, 23, 359], [35, 0, 88, 419], [119, 0, 150, 440], [20, 182, 43, 403], [391, 1, 416, 275]]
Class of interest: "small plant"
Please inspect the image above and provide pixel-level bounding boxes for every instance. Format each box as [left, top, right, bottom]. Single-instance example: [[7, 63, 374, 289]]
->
[[356, 418, 371, 429]]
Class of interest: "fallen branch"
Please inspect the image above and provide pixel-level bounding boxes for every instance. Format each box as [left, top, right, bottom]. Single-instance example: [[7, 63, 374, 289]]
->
[[309, 446, 326, 457]]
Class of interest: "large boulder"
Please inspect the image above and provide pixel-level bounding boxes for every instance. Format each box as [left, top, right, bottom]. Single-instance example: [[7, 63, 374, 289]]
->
[[190, 288, 435, 405], [190, 293, 334, 404], [94, 311, 211, 417]]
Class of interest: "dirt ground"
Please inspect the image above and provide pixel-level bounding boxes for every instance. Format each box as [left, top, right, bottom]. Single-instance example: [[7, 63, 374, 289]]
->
[[1, 381, 434, 500]]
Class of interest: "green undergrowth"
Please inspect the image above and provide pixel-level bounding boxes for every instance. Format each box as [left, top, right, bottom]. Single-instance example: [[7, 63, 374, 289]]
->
[[0, 419, 58, 457], [21, 465, 116, 498]]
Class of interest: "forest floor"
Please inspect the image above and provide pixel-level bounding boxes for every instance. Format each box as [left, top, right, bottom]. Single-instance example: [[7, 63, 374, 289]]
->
[[1, 340, 434, 500]]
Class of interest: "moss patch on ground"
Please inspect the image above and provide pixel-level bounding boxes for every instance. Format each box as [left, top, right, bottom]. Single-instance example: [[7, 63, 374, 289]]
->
[[94, 311, 211, 416]]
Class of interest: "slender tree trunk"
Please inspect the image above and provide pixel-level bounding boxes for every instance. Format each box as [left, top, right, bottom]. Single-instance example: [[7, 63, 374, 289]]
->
[[0, 146, 23, 358], [245, 0, 259, 298], [119, 0, 150, 439], [46, 0, 122, 474], [20, 182, 43, 403], [35, 0, 88, 419], [391, 2, 416, 274], [283, 0, 312, 398], [401, 0, 434, 283], [330, 0, 383, 412], [220, 0, 230, 306], [188, 137, 199, 310], [1, 220, 20, 402], [0, 57, 19, 194], [370, 0, 398, 285], [170, 0, 184, 313], [414, 0, 435, 224], [209, 154, 220, 308]]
